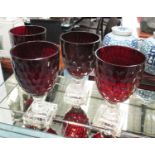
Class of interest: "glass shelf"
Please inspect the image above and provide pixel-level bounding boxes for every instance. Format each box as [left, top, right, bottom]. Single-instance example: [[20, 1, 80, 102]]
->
[[0, 74, 155, 138]]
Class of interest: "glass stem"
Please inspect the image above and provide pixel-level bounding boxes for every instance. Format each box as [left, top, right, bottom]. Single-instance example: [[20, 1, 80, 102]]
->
[[72, 104, 81, 109], [72, 77, 84, 85], [105, 101, 120, 110], [102, 101, 121, 137], [31, 95, 45, 112]]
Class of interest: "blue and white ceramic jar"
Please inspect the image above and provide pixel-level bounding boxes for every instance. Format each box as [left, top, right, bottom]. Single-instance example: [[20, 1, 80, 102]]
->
[[139, 32, 155, 75], [103, 26, 138, 49], [136, 32, 155, 103]]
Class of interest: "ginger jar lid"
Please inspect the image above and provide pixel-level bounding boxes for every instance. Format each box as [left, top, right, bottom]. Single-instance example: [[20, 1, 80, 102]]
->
[[112, 26, 132, 36]]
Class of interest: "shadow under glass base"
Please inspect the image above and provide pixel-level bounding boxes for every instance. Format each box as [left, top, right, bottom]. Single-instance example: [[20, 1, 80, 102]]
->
[[23, 101, 57, 130]]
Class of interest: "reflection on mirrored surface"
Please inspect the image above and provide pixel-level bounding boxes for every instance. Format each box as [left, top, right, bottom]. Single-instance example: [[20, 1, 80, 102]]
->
[[0, 74, 155, 137]]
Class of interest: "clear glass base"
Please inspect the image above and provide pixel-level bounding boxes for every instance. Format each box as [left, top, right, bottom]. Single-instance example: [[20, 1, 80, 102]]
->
[[64, 78, 93, 106], [93, 102, 123, 137], [23, 100, 57, 130]]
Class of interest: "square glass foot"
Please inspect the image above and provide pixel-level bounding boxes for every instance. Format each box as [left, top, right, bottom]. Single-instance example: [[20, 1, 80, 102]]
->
[[92, 103, 122, 137], [23, 101, 57, 130], [64, 80, 93, 106]]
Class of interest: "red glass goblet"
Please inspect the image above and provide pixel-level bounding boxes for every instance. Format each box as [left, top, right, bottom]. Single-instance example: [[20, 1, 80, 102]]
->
[[60, 31, 100, 105], [10, 41, 59, 129], [9, 25, 46, 46], [94, 45, 145, 136]]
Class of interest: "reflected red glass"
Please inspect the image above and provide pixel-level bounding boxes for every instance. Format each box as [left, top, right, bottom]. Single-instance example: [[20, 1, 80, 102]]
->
[[10, 41, 59, 96], [9, 25, 46, 46], [95, 46, 145, 104], [24, 97, 33, 111], [60, 31, 100, 78], [92, 132, 113, 138], [47, 128, 57, 135], [63, 107, 89, 138]]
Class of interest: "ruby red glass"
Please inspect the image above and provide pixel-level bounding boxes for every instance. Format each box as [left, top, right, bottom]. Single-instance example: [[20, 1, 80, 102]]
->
[[47, 128, 57, 135], [95, 45, 146, 104], [92, 132, 113, 138], [60, 31, 100, 78], [62, 107, 89, 138], [10, 41, 59, 96], [9, 25, 46, 46]]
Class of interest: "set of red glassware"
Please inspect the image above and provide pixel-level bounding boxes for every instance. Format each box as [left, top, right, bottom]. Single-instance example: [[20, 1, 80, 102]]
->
[[9, 25, 146, 138]]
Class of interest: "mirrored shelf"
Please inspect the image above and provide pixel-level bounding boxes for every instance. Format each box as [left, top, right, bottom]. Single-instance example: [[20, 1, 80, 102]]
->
[[0, 75, 155, 138]]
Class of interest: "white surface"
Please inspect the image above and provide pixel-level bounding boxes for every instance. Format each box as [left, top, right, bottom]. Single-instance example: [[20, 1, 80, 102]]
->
[[0, 50, 11, 58], [122, 17, 140, 38], [0, 18, 24, 52]]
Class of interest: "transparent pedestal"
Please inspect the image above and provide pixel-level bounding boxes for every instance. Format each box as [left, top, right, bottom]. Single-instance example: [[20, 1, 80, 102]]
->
[[64, 78, 93, 106], [23, 100, 57, 130], [93, 102, 123, 137]]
